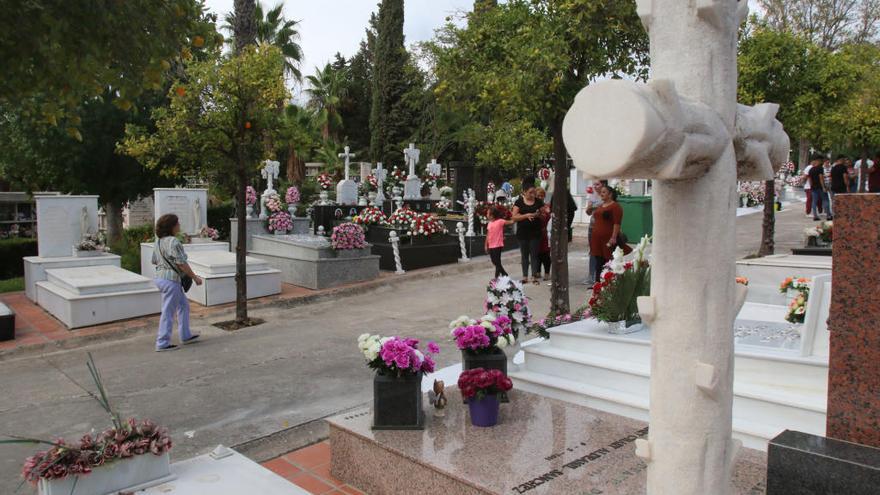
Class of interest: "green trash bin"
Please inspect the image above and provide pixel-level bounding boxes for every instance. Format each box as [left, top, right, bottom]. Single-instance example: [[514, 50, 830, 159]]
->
[[618, 196, 653, 242]]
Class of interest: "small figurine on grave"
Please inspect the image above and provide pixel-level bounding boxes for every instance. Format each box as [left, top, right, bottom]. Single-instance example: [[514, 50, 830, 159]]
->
[[428, 380, 448, 416]]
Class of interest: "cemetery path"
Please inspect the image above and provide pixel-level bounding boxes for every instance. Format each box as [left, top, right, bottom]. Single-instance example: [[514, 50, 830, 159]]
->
[[0, 207, 814, 492]]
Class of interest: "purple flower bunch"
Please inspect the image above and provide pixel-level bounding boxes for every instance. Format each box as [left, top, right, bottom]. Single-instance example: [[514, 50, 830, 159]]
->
[[268, 211, 293, 232], [285, 186, 301, 204], [21, 418, 172, 484], [331, 222, 367, 250], [360, 334, 440, 376], [453, 325, 491, 351], [246, 186, 258, 206]]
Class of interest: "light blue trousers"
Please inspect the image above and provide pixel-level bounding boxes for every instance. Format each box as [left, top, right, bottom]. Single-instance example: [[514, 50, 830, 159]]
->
[[155, 278, 192, 349]]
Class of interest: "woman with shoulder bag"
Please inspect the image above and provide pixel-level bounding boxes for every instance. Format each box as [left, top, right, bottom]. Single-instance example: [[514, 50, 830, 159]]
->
[[152, 214, 203, 352]]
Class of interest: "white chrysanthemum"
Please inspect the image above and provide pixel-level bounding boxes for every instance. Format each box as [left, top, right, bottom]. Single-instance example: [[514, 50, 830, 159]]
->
[[449, 315, 475, 330], [487, 293, 500, 305], [496, 335, 508, 348]]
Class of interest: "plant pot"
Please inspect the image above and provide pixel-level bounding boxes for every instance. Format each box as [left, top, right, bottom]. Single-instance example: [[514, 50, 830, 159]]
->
[[71, 249, 104, 258], [372, 372, 424, 430], [607, 318, 643, 335], [468, 394, 500, 427], [462, 348, 509, 403], [806, 236, 819, 247], [288, 205, 298, 218], [246, 205, 254, 217], [38, 452, 174, 495], [319, 191, 330, 205]]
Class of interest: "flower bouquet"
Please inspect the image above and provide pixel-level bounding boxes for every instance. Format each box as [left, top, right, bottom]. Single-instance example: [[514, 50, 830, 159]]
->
[[285, 186, 301, 205], [588, 236, 651, 334], [316, 172, 333, 191], [353, 206, 388, 227], [458, 368, 513, 427], [410, 213, 447, 237], [331, 223, 367, 251], [267, 211, 293, 234], [387, 207, 419, 230], [484, 276, 532, 337], [358, 334, 439, 430], [73, 232, 110, 256], [245, 186, 258, 217], [436, 197, 453, 216], [264, 192, 284, 214], [529, 308, 591, 339], [780, 276, 810, 324], [451, 314, 516, 355], [8, 355, 174, 495], [198, 226, 219, 241], [819, 221, 832, 244]]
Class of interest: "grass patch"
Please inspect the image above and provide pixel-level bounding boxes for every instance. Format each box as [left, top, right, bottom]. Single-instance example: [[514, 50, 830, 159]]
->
[[0, 277, 25, 293]]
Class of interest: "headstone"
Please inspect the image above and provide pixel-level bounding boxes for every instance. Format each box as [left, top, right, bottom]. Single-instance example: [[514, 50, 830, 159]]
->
[[260, 160, 280, 219], [359, 162, 373, 182], [827, 194, 880, 447], [336, 146, 358, 205], [403, 143, 422, 200], [373, 163, 387, 208], [562, 1, 788, 493], [154, 188, 208, 235], [427, 159, 442, 200], [126, 197, 154, 228], [36, 196, 100, 257]]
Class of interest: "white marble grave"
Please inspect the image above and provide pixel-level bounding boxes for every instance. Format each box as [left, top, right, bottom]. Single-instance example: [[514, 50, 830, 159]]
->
[[154, 188, 208, 235], [184, 251, 281, 306], [125, 197, 155, 228], [403, 143, 422, 199], [336, 146, 358, 205], [139, 240, 231, 279], [35, 265, 160, 329]]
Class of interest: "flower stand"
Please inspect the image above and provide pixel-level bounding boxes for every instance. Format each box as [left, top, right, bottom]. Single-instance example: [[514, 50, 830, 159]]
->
[[38, 452, 174, 495], [468, 394, 500, 427], [462, 348, 509, 403], [372, 372, 424, 430]]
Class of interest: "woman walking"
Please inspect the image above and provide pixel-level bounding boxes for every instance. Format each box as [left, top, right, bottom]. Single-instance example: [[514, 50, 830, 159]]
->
[[152, 214, 203, 352], [535, 187, 552, 281], [484, 206, 513, 278], [512, 178, 546, 285], [587, 185, 624, 282]]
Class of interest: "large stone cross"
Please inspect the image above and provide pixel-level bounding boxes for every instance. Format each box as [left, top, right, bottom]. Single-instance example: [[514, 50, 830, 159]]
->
[[426, 158, 442, 176], [339, 146, 356, 181], [562, 2, 789, 494], [261, 160, 280, 193], [404, 143, 420, 178]]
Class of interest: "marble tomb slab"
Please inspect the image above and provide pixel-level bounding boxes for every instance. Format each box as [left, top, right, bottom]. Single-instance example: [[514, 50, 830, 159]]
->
[[23, 254, 120, 301], [45, 265, 155, 295], [328, 389, 767, 495], [186, 251, 270, 276], [139, 241, 229, 279], [183, 251, 281, 306]]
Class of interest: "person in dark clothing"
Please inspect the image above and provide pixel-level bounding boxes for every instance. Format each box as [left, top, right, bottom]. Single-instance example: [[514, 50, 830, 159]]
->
[[869, 154, 880, 193], [512, 177, 546, 285], [829, 155, 848, 217], [536, 188, 552, 281], [808, 156, 831, 221]]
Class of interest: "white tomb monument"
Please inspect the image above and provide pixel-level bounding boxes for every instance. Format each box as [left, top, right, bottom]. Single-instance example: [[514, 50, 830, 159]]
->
[[336, 146, 358, 205], [259, 160, 280, 220], [426, 159, 442, 200], [154, 188, 208, 235], [403, 143, 422, 200], [183, 251, 281, 307], [559, 1, 789, 493], [372, 163, 387, 208]]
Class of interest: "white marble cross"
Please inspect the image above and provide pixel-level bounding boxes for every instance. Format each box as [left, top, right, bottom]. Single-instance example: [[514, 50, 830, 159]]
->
[[562, 1, 788, 493], [426, 159, 441, 176], [338, 146, 356, 181], [404, 143, 420, 178], [261, 160, 280, 193]]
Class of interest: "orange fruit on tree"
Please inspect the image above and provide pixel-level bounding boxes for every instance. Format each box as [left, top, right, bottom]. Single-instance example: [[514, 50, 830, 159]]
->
[[245, 121, 252, 129], [193, 35, 205, 48], [175, 86, 186, 97]]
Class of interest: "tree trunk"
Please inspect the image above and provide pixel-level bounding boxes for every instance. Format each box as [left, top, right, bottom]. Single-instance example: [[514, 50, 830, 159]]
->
[[104, 201, 124, 245], [232, 0, 257, 52], [287, 145, 305, 183], [798, 137, 809, 172], [234, 158, 249, 324], [757, 180, 775, 257], [549, 121, 570, 314]]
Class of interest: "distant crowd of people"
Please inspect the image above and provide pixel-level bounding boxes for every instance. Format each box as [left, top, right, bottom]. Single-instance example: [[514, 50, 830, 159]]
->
[[802, 153, 880, 221]]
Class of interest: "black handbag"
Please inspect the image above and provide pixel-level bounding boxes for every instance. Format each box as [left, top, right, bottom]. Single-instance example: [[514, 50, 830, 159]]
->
[[158, 240, 193, 292]]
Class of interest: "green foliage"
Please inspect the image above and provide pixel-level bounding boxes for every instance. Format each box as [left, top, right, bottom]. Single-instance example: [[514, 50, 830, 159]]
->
[[0, 238, 37, 279], [337, 43, 375, 154], [0, 277, 24, 294], [306, 63, 348, 140], [0, 0, 219, 126], [207, 202, 235, 241], [108, 225, 154, 273], [223, 1, 303, 81], [121, 44, 289, 195], [370, 0, 412, 164], [826, 44, 880, 153], [474, 120, 552, 174]]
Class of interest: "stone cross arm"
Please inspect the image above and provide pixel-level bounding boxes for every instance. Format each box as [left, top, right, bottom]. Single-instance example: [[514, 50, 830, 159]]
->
[[562, 79, 789, 181]]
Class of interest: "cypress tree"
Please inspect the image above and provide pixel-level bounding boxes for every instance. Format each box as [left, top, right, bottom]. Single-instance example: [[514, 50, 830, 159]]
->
[[369, 0, 409, 164]]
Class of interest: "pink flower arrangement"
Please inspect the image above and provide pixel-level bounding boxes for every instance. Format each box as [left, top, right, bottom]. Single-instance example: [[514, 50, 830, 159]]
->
[[286, 186, 301, 204], [353, 206, 388, 227], [317, 172, 333, 191], [331, 222, 367, 250], [20, 418, 172, 485], [268, 211, 293, 232], [265, 192, 284, 213], [458, 368, 513, 401], [451, 314, 515, 353], [198, 226, 219, 240], [246, 186, 257, 206], [359, 334, 440, 376]]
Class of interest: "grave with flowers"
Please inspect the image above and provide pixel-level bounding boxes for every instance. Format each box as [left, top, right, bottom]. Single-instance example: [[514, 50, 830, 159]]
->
[[361, 205, 461, 271]]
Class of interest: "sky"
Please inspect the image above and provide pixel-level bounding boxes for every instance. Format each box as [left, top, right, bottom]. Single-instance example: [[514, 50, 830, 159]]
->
[[203, 0, 473, 97]]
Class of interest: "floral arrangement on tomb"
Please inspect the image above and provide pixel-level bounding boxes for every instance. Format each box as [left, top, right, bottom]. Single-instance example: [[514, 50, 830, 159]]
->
[[439, 186, 454, 198], [457, 368, 513, 401], [352, 207, 388, 227], [737, 181, 766, 207], [475, 202, 511, 224], [264, 192, 284, 213], [267, 211, 293, 233], [358, 334, 439, 377], [410, 213, 447, 237], [780, 276, 810, 324], [436, 197, 453, 215], [449, 314, 516, 354], [735, 276, 749, 286], [285, 186, 301, 205], [387, 207, 419, 229], [818, 221, 833, 243], [12, 355, 172, 486], [316, 172, 333, 191], [588, 235, 651, 324], [198, 226, 219, 240], [331, 222, 367, 250], [528, 308, 591, 339], [484, 276, 532, 337], [359, 175, 378, 196], [74, 232, 109, 252], [537, 167, 551, 182], [487, 182, 496, 196], [246, 186, 258, 206], [384, 166, 405, 194], [421, 170, 444, 189]]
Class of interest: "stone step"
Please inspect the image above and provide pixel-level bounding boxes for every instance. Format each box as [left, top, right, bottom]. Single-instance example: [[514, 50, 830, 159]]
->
[[35, 280, 160, 329]]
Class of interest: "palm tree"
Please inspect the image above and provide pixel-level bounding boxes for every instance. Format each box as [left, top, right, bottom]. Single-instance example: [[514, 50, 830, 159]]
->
[[305, 63, 348, 140], [224, 1, 303, 81]]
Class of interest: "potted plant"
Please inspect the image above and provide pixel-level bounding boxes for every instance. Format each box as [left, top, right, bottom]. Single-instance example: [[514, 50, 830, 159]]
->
[[779, 276, 810, 324], [245, 186, 257, 217], [330, 223, 369, 257], [588, 235, 651, 334], [267, 211, 293, 235], [5, 355, 175, 495], [72, 232, 110, 257], [450, 314, 515, 402], [484, 276, 532, 337], [458, 368, 513, 427], [285, 186, 301, 217], [358, 334, 439, 430]]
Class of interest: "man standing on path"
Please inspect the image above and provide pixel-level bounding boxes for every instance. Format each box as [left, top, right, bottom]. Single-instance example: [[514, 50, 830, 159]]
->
[[809, 156, 832, 221], [802, 161, 815, 216], [830, 156, 849, 210]]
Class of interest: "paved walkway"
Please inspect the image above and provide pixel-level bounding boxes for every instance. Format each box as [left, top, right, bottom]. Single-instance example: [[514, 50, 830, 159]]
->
[[0, 206, 817, 492]]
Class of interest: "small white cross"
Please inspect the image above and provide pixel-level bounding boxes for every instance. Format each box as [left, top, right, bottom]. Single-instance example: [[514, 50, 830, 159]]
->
[[338, 146, 356, 181]]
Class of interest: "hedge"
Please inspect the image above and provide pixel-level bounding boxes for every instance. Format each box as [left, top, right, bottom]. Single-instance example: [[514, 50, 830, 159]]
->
[[207, 201, 234, 241], [0, 238, 38, 279]]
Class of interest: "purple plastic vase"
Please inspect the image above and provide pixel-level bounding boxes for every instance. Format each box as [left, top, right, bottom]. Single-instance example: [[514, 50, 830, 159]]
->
[[468, 394, 500, 427]]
